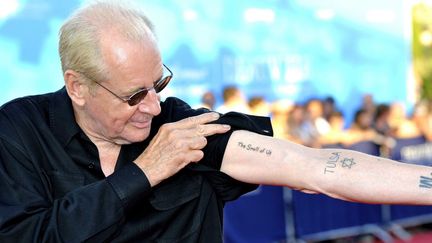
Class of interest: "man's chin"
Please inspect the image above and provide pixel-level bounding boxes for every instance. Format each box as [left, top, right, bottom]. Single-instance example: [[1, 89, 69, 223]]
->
[[115, 129, 151, 144]]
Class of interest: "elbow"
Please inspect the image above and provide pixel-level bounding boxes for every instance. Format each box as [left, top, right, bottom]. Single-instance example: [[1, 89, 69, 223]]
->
[[297, 147, 354, 201]]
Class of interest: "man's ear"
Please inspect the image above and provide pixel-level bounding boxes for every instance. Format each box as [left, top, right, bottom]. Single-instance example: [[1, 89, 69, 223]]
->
[[64, 70, 87, 107]]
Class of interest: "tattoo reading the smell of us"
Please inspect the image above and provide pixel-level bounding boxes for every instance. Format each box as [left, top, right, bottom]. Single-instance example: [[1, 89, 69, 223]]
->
[[237, 142, 272, 156], [324, 152, 356, 174]]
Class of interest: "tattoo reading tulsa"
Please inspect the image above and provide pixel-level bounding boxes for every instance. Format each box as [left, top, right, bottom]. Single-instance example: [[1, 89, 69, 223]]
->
[[237, 142, 272, 156], [324, 152, 356, 174]]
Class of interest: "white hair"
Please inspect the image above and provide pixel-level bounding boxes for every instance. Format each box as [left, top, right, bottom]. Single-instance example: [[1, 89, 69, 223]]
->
[[59, 0, 155, 85]]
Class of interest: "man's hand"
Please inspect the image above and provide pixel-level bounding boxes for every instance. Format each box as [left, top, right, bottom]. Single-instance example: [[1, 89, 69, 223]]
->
[[134, 112, 230, 187]]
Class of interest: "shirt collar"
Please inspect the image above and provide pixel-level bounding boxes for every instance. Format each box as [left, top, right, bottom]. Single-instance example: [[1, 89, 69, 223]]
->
[[49, 87, 82, 147]]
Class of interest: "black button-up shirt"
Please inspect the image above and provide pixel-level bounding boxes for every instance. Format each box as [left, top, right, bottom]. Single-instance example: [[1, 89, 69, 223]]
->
[[0, 88, 272, 242]]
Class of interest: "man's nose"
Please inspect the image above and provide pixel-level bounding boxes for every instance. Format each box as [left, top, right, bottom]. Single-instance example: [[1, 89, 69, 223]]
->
[[137, 89, 161, 116]]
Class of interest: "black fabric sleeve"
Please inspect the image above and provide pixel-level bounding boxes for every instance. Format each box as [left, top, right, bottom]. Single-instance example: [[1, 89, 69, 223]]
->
[[106, 163, 151, 208], [188, 111, 273, 202], [0, 138, 150, 243]]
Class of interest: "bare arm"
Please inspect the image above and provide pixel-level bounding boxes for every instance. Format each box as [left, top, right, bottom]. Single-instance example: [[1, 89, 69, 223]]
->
[[221, 130, 432, 205]]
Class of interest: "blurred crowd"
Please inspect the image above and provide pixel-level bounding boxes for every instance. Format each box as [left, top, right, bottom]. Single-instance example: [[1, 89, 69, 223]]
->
[[196, 86, 432, 158]]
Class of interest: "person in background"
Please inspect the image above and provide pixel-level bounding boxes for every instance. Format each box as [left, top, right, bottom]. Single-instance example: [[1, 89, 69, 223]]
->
[[305, 98, 331, 136], [197, 90, 216, 110], [322, 96, 337, 122], [389, 102, 423, 140], [412, 100, 432, 141], [289, 99, 330, 147], [248, 96, 271, 117], [373, 104, 393, 136], [270, 99, 292, 139], [344, 109, 381, 146], [361, 93, 377, 118], [216, 85, 250, 114], [3, 1, 432, 242], [286, 104, 320, 147], [373, 104, 395, 157], [319, 111, 346, 147]]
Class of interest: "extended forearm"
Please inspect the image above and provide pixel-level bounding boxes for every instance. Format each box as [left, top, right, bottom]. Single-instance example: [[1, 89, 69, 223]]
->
[[311, 148, 432, 205], [221, 130, 432, 205]]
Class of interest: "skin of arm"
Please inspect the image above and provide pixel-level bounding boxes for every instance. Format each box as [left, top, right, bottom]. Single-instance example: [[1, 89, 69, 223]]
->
[[221, 130, 432, 205]]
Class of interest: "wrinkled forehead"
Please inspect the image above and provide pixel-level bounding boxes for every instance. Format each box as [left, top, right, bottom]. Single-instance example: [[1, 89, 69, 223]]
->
[[101, 29, 161, 66]]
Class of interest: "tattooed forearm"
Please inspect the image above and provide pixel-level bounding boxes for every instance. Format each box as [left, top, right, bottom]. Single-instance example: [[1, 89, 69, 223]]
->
[[237, 141, 272, 156], [324, 152, 356, 174], [419, 174, 432, 189]]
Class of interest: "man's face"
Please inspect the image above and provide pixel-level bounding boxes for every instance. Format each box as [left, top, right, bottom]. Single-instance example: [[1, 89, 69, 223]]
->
[[81, 31, 163, 144], [358, 112, 372, 130]]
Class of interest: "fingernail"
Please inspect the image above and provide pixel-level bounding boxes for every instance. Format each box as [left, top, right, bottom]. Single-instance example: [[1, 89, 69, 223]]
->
[[212, 112, 220, 119], [223, 125, 231, 129]]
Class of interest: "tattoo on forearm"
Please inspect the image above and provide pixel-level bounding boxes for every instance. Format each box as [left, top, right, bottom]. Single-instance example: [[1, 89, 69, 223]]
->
[[341, 158, 356, 168], [419, 174, 432, 189], [329, 152, 340, 162], [237, 142, 272, 156], [324, 152, 356, 174], [324, 152, 340, 174]]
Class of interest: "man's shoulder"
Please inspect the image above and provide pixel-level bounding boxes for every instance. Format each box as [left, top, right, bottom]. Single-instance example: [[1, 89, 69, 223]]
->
[[0, 91, 54, 122], [159, 97, 211, 122], [0, 90, 62, 142], [160, 97, 192, 110]]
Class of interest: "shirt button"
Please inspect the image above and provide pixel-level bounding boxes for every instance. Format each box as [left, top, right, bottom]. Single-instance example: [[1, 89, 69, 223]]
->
[[88, 162, 95, 169]]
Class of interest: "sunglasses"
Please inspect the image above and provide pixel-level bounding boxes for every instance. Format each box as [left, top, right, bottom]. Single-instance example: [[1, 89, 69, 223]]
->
[[88, 64, 172, 106]]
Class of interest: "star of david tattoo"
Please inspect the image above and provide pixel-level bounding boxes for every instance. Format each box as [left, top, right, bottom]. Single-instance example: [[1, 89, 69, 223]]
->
[[340, 158, 356, 169]]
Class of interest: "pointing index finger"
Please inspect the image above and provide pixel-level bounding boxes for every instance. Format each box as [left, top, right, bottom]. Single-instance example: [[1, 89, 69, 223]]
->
[[175, 112, 221, 129]]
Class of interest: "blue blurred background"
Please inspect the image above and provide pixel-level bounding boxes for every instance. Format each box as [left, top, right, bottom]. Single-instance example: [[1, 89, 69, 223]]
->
[[0, 0, 413, 125]]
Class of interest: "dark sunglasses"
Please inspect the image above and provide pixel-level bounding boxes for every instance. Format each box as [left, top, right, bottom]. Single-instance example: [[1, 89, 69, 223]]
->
[[88, 64, 172, 106]]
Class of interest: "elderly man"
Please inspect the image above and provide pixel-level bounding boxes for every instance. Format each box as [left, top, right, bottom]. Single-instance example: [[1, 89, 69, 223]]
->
[[1, 1, 432, 243]]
